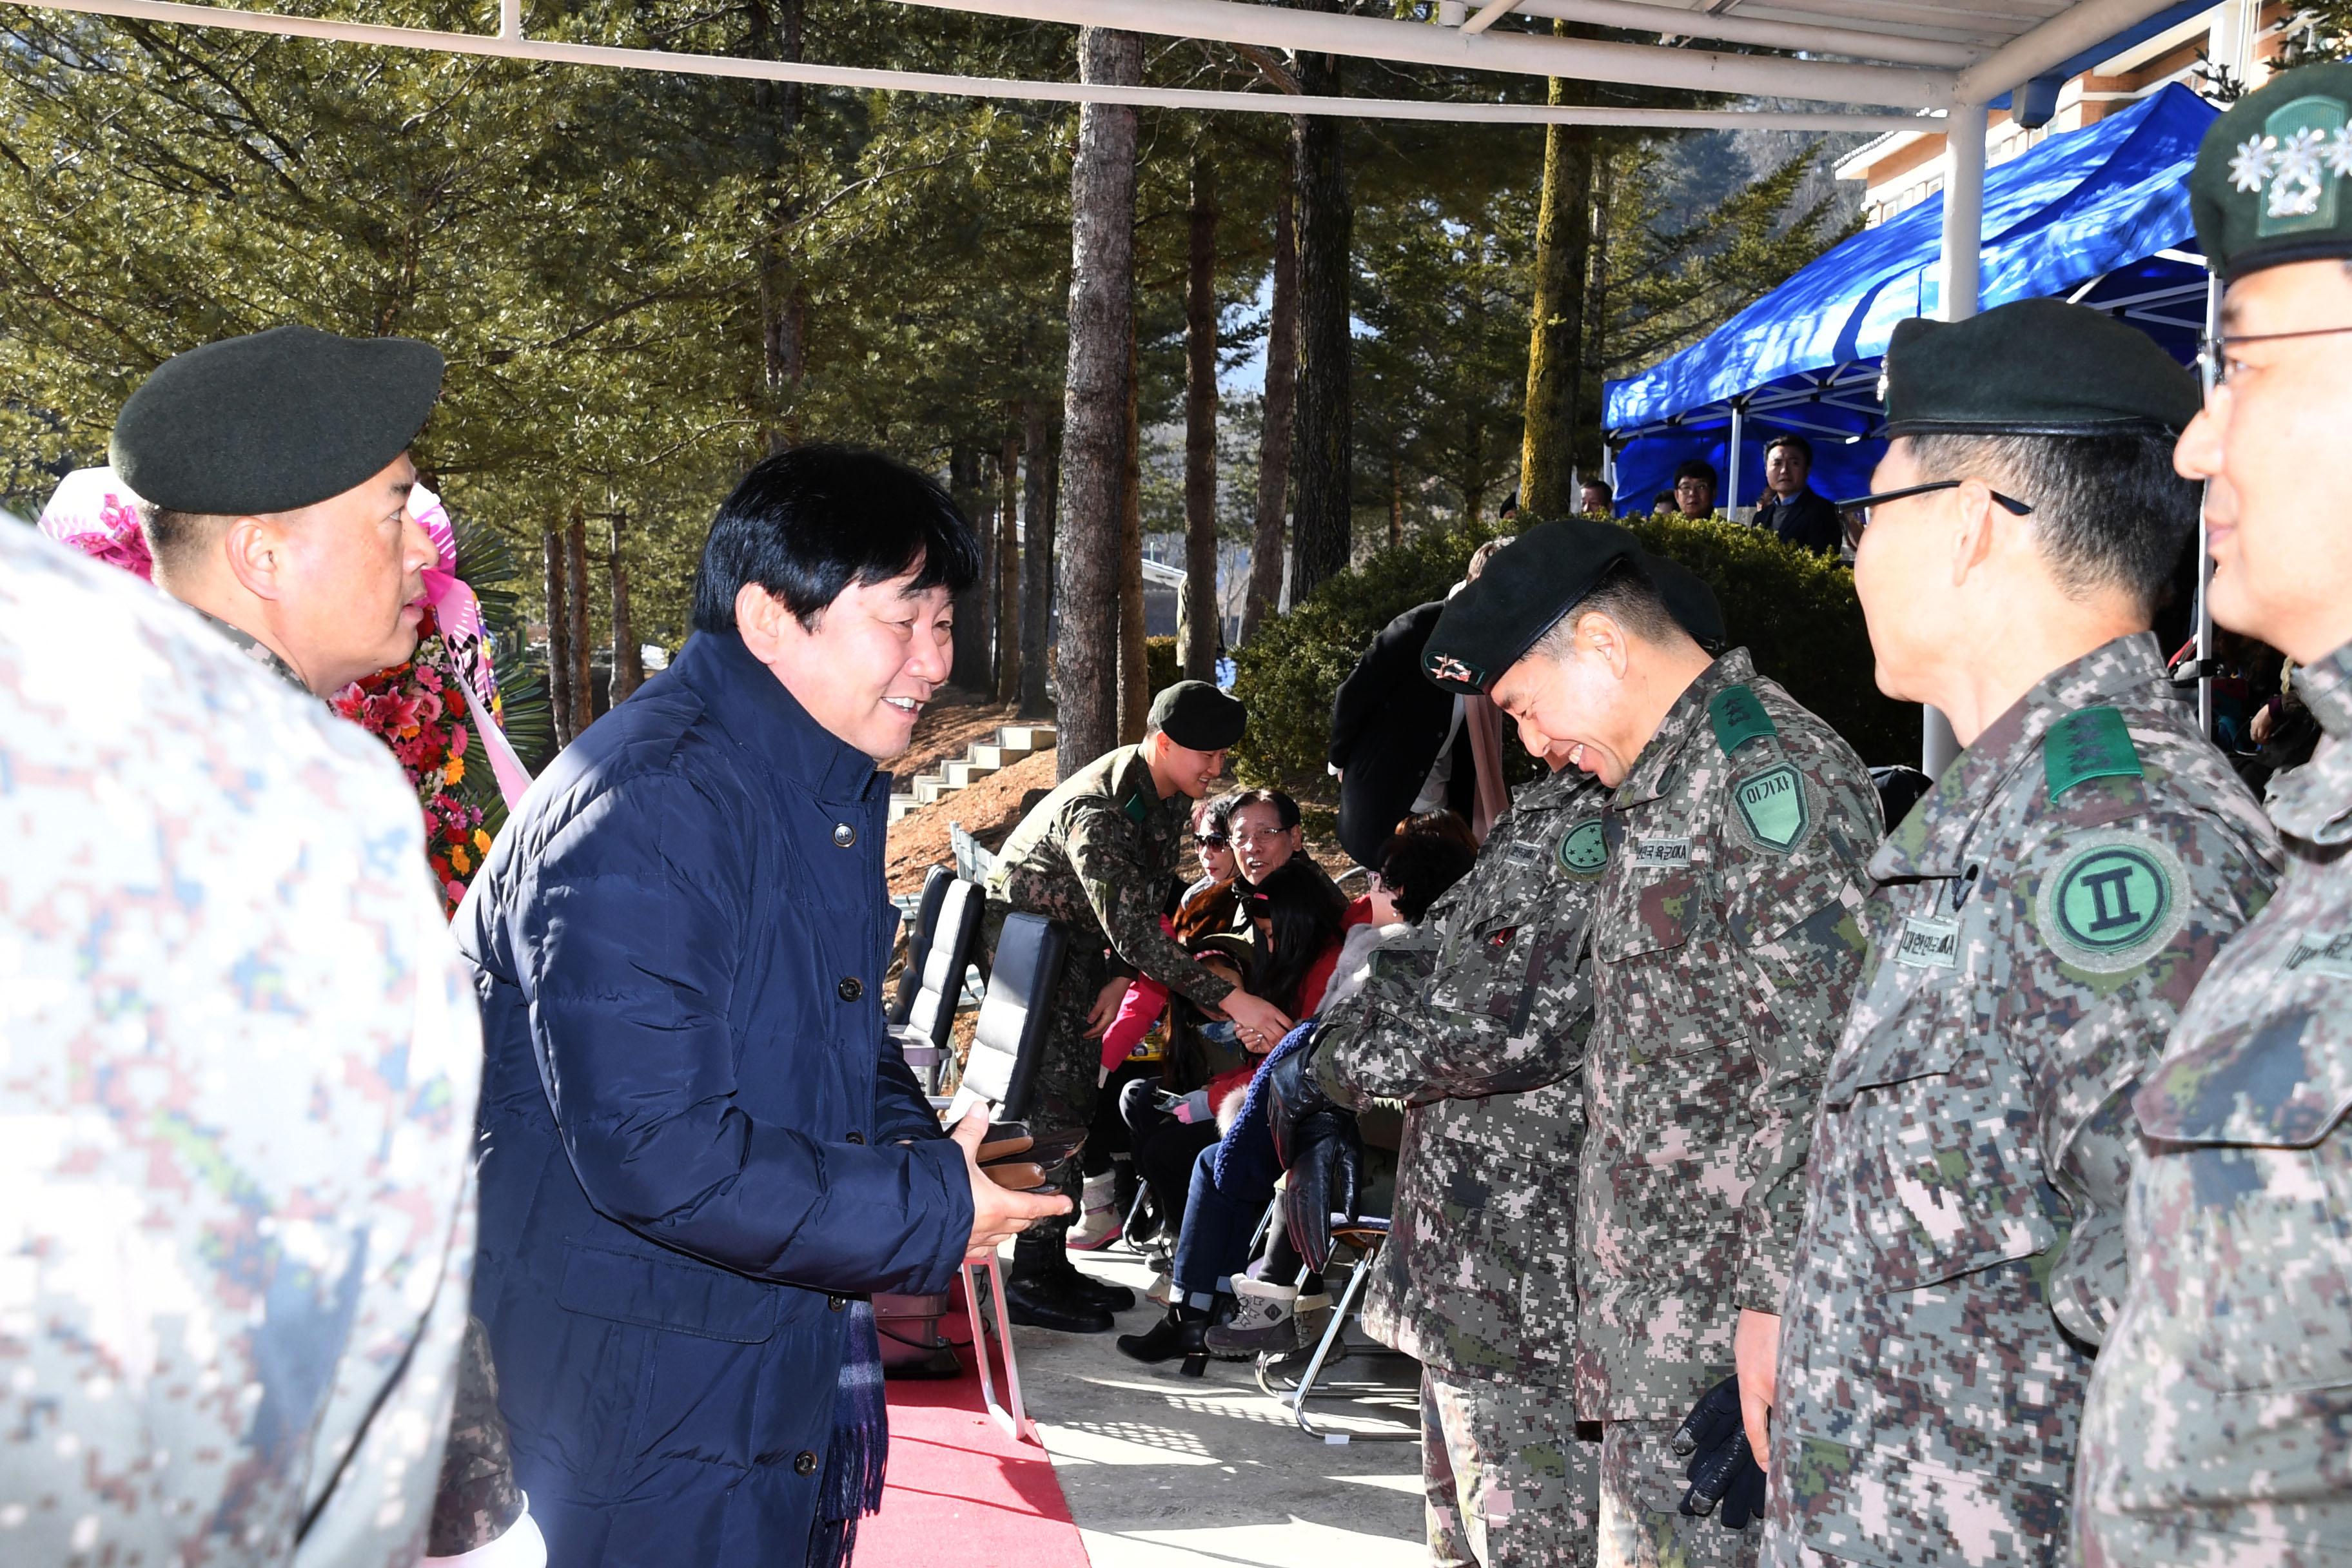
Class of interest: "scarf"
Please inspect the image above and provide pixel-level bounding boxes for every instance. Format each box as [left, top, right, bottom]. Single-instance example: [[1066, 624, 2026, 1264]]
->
[[807, 1298, 889, 1568]]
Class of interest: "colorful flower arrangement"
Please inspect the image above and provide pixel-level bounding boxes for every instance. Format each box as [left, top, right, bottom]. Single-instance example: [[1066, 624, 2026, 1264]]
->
[[334, 603, 500, 914]]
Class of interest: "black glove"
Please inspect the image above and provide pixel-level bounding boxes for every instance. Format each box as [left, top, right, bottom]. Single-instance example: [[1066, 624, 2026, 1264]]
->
[[1262, 1026, 1336, 1171], [1277, 1107, 1362, 1274], [1673, 1375, 1766, 1531]]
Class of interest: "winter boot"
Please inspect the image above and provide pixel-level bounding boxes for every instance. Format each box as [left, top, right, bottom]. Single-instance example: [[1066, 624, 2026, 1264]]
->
[[1068, 1172, 1123, 1252], [1115, 1296, 1229, 1377], [1004, 1233, 1113, 1334], [1204, 1277, 1301, 1360]]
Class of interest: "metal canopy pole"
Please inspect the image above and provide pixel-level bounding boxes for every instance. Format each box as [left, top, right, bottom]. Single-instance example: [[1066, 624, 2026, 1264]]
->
[[1922, 101, 1987, 780], [1727, 402, 1743, 514]]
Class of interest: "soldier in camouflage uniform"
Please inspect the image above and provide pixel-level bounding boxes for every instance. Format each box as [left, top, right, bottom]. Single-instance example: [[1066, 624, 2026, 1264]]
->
[[983, 680, 1296, 1331], [1418, 520, 1880, 1568], [1757, 301, 2284, 1568], [0, 509, 481, 1567], [2075, 63, 2352, 1566]]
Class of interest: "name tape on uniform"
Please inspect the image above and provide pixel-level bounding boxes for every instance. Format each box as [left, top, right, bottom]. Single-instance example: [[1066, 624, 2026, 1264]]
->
[[1896, 915, 1960, 969], [1631, 836, 1692, 868], [2283, 929, 2352, 981]]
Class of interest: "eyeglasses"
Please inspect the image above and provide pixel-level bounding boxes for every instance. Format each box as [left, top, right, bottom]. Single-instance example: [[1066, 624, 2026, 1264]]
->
[[1840, 479, 2034, 533], [1194, 834, 1228, 849], [2196, 323, 2352, 390]]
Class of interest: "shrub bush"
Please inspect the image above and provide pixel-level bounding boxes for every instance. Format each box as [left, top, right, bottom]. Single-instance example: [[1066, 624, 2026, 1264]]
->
[[1231, 514, 1918, 792]]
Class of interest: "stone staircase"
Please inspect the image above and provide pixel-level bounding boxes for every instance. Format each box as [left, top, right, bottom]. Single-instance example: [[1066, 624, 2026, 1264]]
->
[[887, 721, 1056, 823]]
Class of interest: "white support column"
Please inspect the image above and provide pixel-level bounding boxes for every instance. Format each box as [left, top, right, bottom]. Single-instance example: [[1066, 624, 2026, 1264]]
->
[[1922, 101, 1987, 780], [1727, 402, 1743, 513]]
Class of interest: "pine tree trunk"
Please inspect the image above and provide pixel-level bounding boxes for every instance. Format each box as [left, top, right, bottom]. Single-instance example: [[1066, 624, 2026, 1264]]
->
[[948, 444, 994, 691], [1055, 26, 1140, 777], [1289, 31, 1353, 606], [1117, 328, 1148, 744], [1182, 153, 1221, 680], [543, 526, 573, 746], [564, 507, 594, 727], [1241, 177, 1297, 645], [609, 513, 643, 703], [750, 0, 807, 453], [1520, 51, 1594, 520], [1019, 404, 1057, 718], [997, 427, 1022, 705]]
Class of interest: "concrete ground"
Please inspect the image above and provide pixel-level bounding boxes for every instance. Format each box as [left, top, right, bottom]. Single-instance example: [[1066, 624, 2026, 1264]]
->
[[994, 1240, 1433, 1567]]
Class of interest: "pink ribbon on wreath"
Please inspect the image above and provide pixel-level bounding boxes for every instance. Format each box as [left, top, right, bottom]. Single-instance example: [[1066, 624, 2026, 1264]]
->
[[409, 484, 534, 810]]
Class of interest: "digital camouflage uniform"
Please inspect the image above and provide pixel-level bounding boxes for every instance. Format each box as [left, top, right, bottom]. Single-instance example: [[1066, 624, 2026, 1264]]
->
[[1577, 649, 1878, 1568], [0, 528, 483, 1568], [1758, 636, 2281, 1568], [984, 743, 1235, 1237], [2076, 639, 2352, 1566], [1315, 764, 1612, 1568]]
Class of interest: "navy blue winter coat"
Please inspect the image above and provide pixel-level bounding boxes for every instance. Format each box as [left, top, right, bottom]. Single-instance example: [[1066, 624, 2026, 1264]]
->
[[456, 627, 972, 1567]]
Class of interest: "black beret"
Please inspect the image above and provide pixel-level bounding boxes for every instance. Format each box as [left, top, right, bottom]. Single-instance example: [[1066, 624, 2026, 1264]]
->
[[1879, 299, 2197, 439], [1149, 680, 1246, 750], [2194, 62, 2352, 280], [111, 325, 444, 514]]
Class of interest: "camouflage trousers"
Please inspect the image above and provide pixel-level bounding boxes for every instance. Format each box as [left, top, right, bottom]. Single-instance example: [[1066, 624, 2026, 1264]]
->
[[982, 901, 1107, 1248], [1598, 1420, 1759, 1568], [1422, 1369, 1600, 1568]]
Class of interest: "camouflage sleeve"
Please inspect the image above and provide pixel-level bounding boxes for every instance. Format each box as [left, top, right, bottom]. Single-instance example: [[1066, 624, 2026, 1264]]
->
[[2013, 812, 2277, 1347], [1318, 908, 1592, 1107], [1723, 761, 1877, 1315], [1065, 800, 1236, 1010], [425, 1317, 525, 1556]]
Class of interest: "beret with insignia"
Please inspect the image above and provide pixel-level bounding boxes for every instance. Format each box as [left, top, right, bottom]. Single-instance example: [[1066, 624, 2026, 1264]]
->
[[1148, 679, 1246, 750], [1422, 520, 1726, 695], [2194, 61, 2352, 280], [112, 325, 444, 516], [1879, 297, 2198, 440]]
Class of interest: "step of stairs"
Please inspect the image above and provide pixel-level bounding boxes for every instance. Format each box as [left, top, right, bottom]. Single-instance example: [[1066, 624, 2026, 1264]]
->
[[887, 720, 1058, 825]]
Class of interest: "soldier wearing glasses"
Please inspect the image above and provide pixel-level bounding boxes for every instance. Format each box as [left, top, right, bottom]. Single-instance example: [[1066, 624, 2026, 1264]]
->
[[1755, 298, 2284, 1568], [2075, 61, 2352, 1566]]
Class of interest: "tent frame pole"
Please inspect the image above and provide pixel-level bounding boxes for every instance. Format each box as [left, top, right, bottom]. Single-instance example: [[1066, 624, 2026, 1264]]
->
[[1921, 100, 1987, 781], [2195, 271, 2221, 740], [1727, 402, 1743, 514]]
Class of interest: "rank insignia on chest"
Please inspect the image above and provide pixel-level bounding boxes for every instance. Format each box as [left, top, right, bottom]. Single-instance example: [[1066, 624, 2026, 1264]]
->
[[2038, 830, 2187, 973], [1631, 836, 1692, 868], [1558, 818, 1609, 878], [1732, 763, 1811, 852], [2282, 930, 2352, 981], [1895, 914, 1959, 969]]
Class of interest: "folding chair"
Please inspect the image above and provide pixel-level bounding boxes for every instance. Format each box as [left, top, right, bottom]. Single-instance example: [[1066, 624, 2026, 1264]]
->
[[938, 910, 1068, 1446], [1256, 1216, 1418, 1444], [890, 875, 981, 1092], [888, 865, 954, 1028]]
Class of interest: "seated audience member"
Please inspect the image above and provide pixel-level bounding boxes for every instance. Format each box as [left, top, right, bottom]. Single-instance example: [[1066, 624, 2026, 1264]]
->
[[1673, 458, 1718, 518], [1118, 823, 1474, 1367], [1579, 478, 1614, 516], [1651, 491, 1678, 518], [1116, 934, 1259, 1251], [1, 522, 481, 1565], [1751, 433, 1843, 554]]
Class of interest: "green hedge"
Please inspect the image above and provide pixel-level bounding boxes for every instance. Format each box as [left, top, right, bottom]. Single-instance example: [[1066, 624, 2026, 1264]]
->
[[1231, 514, 1919, 793]]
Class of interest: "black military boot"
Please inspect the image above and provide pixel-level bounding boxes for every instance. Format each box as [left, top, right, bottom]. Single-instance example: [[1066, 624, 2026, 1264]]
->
[[1004, 1233, 1114, 1333], [1115, 1303, 1211, 1366], [1068, 1264, 1136, 1314]]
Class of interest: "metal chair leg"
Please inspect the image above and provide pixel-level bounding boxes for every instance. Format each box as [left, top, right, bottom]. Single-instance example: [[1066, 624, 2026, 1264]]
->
[[961, 1253, 1038, 1446], [1284, 1246, 1417, 1445]]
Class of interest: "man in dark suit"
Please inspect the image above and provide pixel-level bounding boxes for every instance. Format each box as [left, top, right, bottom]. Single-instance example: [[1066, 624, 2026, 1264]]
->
[[1329, 593, 1480, 867], [1752, 433, 1845, 554]]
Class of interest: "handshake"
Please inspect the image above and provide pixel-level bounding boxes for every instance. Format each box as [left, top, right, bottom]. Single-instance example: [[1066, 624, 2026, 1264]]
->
[[1672, 1376, 1766, 1531]]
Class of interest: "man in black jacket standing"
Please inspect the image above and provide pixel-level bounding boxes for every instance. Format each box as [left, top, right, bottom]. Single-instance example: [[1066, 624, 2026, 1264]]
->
[[1751, 433, 1844, 555], [1329, 598, 1478, 868]]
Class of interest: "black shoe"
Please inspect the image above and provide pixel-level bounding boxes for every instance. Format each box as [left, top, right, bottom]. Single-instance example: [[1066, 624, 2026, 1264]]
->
[[1004, 1269, 1116, 1333], [1117, 1306, 1210, 1365], [1070, 1270, 1136, 1313]]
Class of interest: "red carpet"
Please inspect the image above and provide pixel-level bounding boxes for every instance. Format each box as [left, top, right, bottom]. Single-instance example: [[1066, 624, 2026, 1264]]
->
[[861, 1303, 1090, 1567]]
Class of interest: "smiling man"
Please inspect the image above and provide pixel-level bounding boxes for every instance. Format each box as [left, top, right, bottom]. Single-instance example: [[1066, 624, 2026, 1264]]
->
[[1422, 519, 1878, 1568], [2074, 61, 2352, 1567], [456, 446, 1068, 1568]]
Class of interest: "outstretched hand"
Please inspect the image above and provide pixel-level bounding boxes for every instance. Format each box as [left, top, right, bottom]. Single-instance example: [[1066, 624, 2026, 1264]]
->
[[953, 1110, 1070, 1262], [1220, 988, 1293, 1054]]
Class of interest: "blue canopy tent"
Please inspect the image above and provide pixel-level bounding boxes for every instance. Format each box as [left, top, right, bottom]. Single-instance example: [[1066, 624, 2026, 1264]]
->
[[1602, 82, 2220, 514]]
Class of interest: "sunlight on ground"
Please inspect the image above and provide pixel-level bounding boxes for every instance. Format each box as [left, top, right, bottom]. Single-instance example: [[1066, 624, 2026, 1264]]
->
[[1081, 1516, 1431, 1568]]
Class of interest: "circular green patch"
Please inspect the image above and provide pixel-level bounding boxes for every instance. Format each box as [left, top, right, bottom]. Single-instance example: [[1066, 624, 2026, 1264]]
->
[[1558, 818, 1609, 877], [2037, 832, 2188, 974]]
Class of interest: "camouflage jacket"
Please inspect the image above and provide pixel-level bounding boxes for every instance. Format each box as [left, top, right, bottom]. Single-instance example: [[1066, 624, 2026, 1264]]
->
[[984, 743, 1233, 1008], [1576, 647, 1879, 1422], [1764, 636, 2282, 1568], [1315, 765, 1611, 1382], [2076, 638, 2352, 1567], [0, 529, 482, 1568]]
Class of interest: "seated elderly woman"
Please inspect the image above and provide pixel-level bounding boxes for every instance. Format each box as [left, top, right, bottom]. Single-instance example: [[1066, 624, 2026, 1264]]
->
[[1116, 815, 1476, 1369]]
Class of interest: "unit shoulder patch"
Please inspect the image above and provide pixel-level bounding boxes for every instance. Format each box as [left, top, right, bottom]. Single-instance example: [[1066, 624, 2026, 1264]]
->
[[1730, 761, 1813, 853], [1558, 818, 1610, 879], [1709, 683, 1779, 758], [2036, 829, 2188, 974], [2044, 707, 2143, 804], [1121, 790, 1148, 825]]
